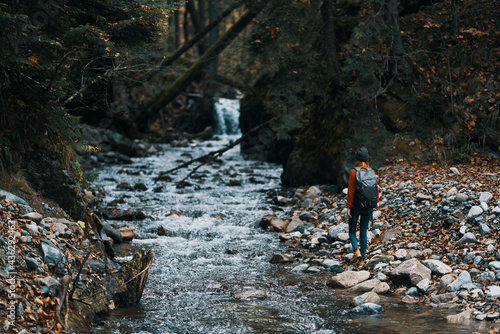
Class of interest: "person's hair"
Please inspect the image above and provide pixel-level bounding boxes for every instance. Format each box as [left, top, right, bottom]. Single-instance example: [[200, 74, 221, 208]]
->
[[355, 160, 370, 168]]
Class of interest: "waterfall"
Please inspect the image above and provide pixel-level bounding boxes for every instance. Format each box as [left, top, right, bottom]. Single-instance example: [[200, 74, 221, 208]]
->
[[213, 98, 241, 135]]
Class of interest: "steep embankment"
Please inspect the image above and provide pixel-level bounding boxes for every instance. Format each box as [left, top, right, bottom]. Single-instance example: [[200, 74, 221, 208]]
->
[[261, 157, 500, 324]]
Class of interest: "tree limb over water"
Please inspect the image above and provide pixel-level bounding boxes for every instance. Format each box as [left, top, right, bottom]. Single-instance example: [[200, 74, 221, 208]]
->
[[155, 117, 277, 184]]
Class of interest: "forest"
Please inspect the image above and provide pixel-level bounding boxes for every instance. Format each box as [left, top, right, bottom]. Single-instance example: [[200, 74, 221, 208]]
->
[[1, 0, 498, 195]]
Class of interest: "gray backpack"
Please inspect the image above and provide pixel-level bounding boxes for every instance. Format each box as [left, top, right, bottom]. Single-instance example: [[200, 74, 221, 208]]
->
[[353, 167, 377, 208]]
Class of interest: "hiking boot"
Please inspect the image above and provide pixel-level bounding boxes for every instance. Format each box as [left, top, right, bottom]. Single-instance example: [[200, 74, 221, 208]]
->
[[357, 259, 365, 267], [350, 249, 361, 263]]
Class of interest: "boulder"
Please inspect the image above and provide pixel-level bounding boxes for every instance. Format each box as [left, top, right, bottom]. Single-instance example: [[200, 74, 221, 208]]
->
[[285, 219, 303, 233], [446, 309, 475, 324], [349, 279, 390, 294], [349, 303, 384, 315], [446, 271, 473, 292], [455, 232, 477, 247], [430, 292, 457, 304], [327, 270, 371, 289], [423, 259, 452, 275], [43, 276, 61, 297], [352, 291, 380, 306], [366, 255, 394, 269], [117, 226, 135, 242], [485, 286, 500, 298], [270, 254, 293, 264], [41, 239, 65, 267], [21, 212, 43, 223], [390, 258, 431, 287], [380, 228, 401, 243], [102, 223, 123, 244]]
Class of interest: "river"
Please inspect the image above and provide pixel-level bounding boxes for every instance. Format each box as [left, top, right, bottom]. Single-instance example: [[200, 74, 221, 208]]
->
[[90, 99, 488, 334]]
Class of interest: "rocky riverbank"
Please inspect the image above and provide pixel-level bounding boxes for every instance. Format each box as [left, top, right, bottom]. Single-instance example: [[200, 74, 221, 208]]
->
[[0, 191, 152, 334], [262, 157, 500, 326]]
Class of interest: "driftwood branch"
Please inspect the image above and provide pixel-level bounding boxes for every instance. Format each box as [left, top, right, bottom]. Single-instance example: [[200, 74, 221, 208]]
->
[[157, 117, 277, 183], [55, 275, 72, 331], [68, 251, 91, 300]]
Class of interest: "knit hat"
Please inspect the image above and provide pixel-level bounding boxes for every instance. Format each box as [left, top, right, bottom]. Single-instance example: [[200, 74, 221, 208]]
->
[[355, 147, 370, 162]]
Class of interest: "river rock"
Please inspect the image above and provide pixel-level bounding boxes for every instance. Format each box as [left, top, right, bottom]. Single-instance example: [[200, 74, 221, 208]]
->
[[327, 270, 370, 289], [416, 278, 430, 293], [21, 212, 43, 223], [446, 271, 473, 292], [102, 224, 123, 244], [486, 286, 500, 298], [366, 255, 394, 269], [268, 217, 287, 231], [349, 303, 384, 315], [43, 276, 61, 297], [423, 259, 452, 275], [349, 279, 390, 294], [446, 309, 475, 324], [455, 193, 469, 202], [430, 292, 457, 304], [353, 291, 380, 306], [117, 226, 135, 242], [394, 249, 408, 260], [488, 261, 500, 270], [455, 232, 477, 247], [467, 206, 483, 220], [328, 224, 348, 240], [270, 254, 293, 264], [390, 258, 431, 287], [380, 228, 401, 243], [439, 274, 455, 292], [41, 239, 65, 266], [479, 192, 493, 203], [286, 219, 303, 233], [479, 223, 491, 236]]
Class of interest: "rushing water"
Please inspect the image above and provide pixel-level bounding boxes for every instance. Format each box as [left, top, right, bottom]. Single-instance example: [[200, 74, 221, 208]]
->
[[90, 101, 489, 334]]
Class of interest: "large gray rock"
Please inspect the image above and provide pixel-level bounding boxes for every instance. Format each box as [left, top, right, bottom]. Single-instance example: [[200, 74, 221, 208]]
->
[[366, 255, 394, 269], [0, 189, 28, 205], [102, 223, 123, 244], [467, 206, 483, 220], [455, 232, 477, 247], [349, 279, 390, 294], [327, 270, 371, 289], [430, 292, 457, 304], [285, 219, 303, 233], [41, 239, 65, 266], [353, 291, 380, 306], [423, 259, 452, 276], [390, 258, 431, 287], [446, 271, 473, 292], [43, 276, 61, 297], [21, 212, 43, 223], [380, 228, 401, 243], [479, 192, 493, 203], [328, 224, 348, 240], [486, 286, 500, 298]]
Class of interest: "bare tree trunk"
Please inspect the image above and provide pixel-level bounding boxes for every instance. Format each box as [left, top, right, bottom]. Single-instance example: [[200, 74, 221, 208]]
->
[[382, 0, 411, 77], [174, 10, 180, 49], [451, 0, 459, 37], [320, 0, 340, 92], [186, 0, 205, 55], [201, 0, 219, 117], [198, 0, 208, 55], [183, 6, 189, 46], [137, 1, 242, 84], [140, 0, 269, 126]]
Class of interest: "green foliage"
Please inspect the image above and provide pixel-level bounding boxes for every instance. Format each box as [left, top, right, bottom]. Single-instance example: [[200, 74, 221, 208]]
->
[[0, 0, 175, 178]]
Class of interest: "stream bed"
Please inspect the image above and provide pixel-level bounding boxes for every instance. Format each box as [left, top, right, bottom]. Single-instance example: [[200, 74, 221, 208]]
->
[[89, 108, 489, 334]]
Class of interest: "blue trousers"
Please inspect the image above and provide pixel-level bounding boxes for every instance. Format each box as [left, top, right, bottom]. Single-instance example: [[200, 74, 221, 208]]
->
[[348, 206, 372, 259]]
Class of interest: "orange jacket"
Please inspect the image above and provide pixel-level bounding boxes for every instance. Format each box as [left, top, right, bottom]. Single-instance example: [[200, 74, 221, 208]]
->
[[346, 167, 379, 208]]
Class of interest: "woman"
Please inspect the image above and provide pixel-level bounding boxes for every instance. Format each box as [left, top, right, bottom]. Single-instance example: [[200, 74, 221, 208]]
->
[[346, 147, 379, 267]]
